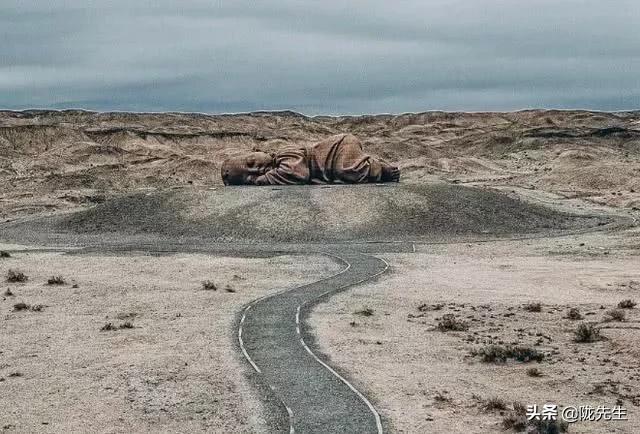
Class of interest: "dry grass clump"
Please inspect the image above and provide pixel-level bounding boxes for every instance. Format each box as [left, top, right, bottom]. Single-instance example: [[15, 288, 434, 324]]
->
[[7, 269, 28, 283], [483, 397, 508, 411], [47, 275, 65, 285], [526, 367, 543, 377], [574, 322, 602, 343], [471, 345, 544, 363], [354, 307, 374, 317], [101, 322, 135, 331], [436, 314, 469, 331], [502, 402, 568, 433], [201, 280, 217, 291], [566, 307, 582, 320], [418, 303, 444, 312], [13, 302, 43, 312], [604, 309, 626, 322], [617, 299, 637, 309], [0, 251, 11, 258], [523, 302, 542, 312], [224, 285, 236, 293]]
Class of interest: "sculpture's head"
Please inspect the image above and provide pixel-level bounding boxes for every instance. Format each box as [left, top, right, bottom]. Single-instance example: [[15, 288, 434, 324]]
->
[[221, 151, 275, 185]]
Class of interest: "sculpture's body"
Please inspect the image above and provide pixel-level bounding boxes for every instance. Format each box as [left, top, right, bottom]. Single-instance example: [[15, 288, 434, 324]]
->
[[221, 134, 400, 185]]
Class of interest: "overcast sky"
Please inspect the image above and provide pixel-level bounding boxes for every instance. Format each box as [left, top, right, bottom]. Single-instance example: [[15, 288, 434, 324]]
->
[[1, 0, 639, 114]]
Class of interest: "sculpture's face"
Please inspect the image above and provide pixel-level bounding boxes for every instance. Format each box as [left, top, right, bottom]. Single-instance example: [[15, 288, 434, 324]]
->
[[221, 152, 274, 185]]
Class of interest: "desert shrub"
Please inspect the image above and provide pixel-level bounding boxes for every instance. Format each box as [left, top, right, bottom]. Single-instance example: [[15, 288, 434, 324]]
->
[[523, 302, 542, 313], [4, 288, 14, 296], [503, 402, 568, 433], [418, 303, 444, 312], [566, 307, 582, 320], [471, 345, 544, 363], [201, 280, 217, 291], [0, 251, 10, 258], [604, 309, 626, 322], [119, 321, 134, 329], [47, 276, 65, 285], [13, 302, 29, 311], [7, 269, 28, 283], [101, 322, 116, 331], [526, 367, 543, 377], [354, 307, 374, 317], [574, 323, 602, 343], [483, 397, 508, 411], [436, 314, 469, 331], [618, 299, 637, 309], [224, 285, 236, 293]]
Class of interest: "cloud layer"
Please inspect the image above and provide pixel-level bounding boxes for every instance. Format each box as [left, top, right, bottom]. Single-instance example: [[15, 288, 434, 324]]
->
[[1, 0, 639, 114]]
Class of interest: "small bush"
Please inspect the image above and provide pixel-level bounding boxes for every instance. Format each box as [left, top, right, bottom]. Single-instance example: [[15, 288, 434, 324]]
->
[[354, 307, 374, 317], [471, 345, 544, 363], [566, 307, 582, 320], [101, 322, 116, 331], [526, 367, 543, 377], [30, 304, 44, 312], [4, 288, 14, 297], [201, 280, 217, 291], [436, 314, 469, 331], [604, 309, 626, 322], [13, 302, 29, 311], [418, 303, 444, 312], [574, 323, 602, 343], [523, 302, 542, 313], [502, 402, 568, 433], [224, 285, 236, 293], [618, 299, 637, 309], [101, 321, 134, 331], [7, 270, 28, 283], [47, 276, 65, 285], [483, 397, 508, 411], [0, 251, 10, 258]]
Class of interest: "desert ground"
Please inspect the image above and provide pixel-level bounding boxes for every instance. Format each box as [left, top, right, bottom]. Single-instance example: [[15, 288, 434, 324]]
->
[[1, 109, 639, 433]]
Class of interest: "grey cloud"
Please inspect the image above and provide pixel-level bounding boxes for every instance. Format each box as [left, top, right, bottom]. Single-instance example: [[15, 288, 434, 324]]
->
[[0, 0, 638, 114]]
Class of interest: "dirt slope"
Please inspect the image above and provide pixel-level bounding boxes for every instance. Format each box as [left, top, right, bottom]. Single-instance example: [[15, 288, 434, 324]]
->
[[1, 109, 639, 220]]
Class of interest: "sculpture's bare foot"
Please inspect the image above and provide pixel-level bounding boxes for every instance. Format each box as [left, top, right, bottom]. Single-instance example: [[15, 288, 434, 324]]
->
[[381, 165, 400, 182]]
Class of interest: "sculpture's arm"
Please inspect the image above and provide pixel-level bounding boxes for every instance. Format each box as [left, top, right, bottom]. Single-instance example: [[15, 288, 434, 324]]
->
[[254, 149, 310, 185]]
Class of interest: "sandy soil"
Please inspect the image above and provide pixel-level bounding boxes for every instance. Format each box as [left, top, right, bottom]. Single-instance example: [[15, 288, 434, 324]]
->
[[310, 227, 640, 433], [2, 110, 639, 219], [0, 249, 340, 433]]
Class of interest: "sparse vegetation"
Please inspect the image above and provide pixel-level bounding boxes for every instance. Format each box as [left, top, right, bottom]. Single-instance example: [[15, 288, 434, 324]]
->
[[418, 303, 444, 312], [502, 402, 568, 433], [574, 322, 602, 343], [604, 309, 626, 322], [13, 302, 29, 311], [618, 299, 637, 309], [436, 314, 469, 331], [483, 397, 508, 411], [7, 269, 28, 283], [224, 285, 236, 293], [566, 307, 582, 320], [47, 275, 65, 285], [201, 280, 217, 291], [354, 307, 374, 317], [433, 391, 452, 404], [0, 251, 11, 258], [471, 345, 544, 363], [523, 302, 542, 312], [101, 321, 135, 331], [526, 367, 543, 377], [4, 288, 14, 297]]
